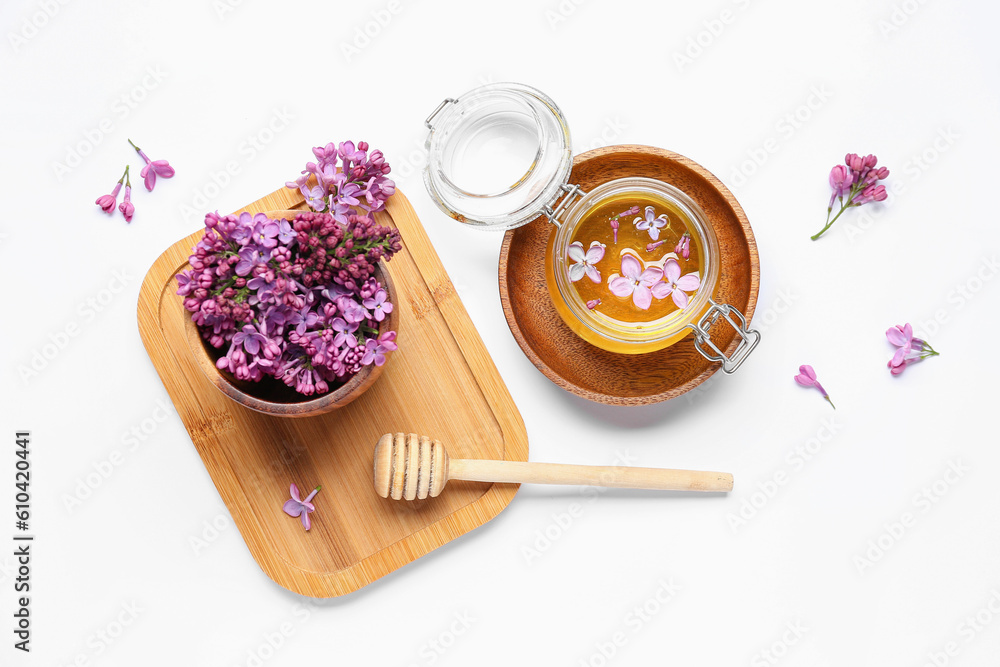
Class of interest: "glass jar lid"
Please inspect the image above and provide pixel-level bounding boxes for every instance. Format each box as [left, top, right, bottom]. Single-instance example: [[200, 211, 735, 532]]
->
[[423, 83, 573, 230]]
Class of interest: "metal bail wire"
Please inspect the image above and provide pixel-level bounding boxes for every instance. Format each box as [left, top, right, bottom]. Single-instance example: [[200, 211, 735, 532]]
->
[[541, 183, 585, 228], [687, 299, 761, 374], [425, 98, 457, 130]]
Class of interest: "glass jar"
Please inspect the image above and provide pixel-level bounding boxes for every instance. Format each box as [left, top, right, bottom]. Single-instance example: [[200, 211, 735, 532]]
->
[[423, 83, 759, 372]]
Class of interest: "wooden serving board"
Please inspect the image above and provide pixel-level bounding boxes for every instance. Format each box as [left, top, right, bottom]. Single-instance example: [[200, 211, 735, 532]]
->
[[138, 185, 528, 597]]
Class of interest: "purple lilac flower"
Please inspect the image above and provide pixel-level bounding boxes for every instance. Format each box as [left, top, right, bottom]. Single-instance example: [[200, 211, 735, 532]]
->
[[289, 305, 320, 335], [331, 317, 359, 348], [233, 324, 268, 355], [285, 174, 309, 192], [285, 140, 396, 217], [363, 288, 393, 322], [277, 219, 295, 244], [305, 186, 327, 210], [129, 139, 175, 191], [247, 274, 274, 297], [886, 322, 940, 375], [794, 365, 835, 409], [264, 306, 288, 332], [96, 166, 127, 214], [118, 168, 134, 223], [377, 330, 397, 351], [283, 483, 321, 531], [339, 140, 366, 165], [361, 338, 392, 366], [251, 217, 280, 248], [634, 206, 668, 241], [338, 297, 368, 324], [338, 181, 362, 207], [236, 247, 267, 276], [674, 232, 692, 260]]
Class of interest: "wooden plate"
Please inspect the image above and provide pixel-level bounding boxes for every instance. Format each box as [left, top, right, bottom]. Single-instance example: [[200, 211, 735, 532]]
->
[[499, 145, 760, 406], [138, 185, 528, 597]]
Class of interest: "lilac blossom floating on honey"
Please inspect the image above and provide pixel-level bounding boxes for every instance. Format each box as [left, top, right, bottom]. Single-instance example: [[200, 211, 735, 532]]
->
[[567, 241, 606, 283], [608, 254, 663, 310], [634, 206, 668, 241]]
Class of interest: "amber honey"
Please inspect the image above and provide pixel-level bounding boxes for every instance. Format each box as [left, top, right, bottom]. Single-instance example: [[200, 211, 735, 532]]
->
[[564, 192, 703, 326], [545, 178, 719, 355], [552, 193, 703, 316], [545, 187, 712, 353]]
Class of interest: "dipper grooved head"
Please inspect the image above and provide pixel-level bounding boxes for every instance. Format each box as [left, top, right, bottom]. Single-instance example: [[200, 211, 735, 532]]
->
[[374, 433, 450, 500]]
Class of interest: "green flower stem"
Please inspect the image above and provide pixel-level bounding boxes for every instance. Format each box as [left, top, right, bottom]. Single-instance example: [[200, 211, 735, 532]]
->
[[128, 138, 140, 152], [920, 341, 941, 358], [811, 206, 848, 240], [812, 183, 862, 240], [212, 276, 236, 296]]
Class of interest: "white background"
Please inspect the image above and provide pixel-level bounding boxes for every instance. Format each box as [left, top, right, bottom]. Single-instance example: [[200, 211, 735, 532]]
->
[[3, 0, 999, 665]]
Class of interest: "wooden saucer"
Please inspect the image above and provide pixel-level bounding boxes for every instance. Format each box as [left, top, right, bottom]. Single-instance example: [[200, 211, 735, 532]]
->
[[499, 145, 760, 406]]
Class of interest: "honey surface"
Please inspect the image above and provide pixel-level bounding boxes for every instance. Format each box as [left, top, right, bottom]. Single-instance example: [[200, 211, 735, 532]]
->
[[566, 193, 702, 324]]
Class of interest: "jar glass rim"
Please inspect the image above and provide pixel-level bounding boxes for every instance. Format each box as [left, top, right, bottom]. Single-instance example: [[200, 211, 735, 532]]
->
[[423, 82, 572, 230], [435, 95, 545, 200]]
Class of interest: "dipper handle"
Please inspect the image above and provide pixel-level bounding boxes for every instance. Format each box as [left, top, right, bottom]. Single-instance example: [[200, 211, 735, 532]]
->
[[448, 458, 733, 492]]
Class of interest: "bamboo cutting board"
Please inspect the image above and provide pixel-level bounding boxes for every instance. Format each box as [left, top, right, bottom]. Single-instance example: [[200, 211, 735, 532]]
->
[[138, 185, 528, 597]]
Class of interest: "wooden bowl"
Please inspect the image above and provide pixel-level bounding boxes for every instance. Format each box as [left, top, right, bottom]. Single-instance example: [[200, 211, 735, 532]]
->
[[184, 241, 399, 418], [499, 145, 759, 406]]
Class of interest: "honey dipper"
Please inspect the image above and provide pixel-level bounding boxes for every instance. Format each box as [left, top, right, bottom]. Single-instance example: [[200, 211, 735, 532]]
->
[[373, 433, 733, 500]]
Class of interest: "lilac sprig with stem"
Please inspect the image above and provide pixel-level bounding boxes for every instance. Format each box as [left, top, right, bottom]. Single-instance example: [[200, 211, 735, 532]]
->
[[794, 365, 835, 409], [95, 166, 128, 214], [812, 153, 889, 240], [128, 139, 175, 191], [118, 166, 134, 223], [886, 323, 940, 375]]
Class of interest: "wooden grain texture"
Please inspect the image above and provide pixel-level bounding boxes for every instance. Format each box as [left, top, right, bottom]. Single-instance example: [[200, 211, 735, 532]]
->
[[138, 186, 528, 598], [499, 145, 760, 405]]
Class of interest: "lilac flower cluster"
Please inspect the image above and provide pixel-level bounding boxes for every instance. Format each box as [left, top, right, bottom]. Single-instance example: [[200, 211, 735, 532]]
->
[[177, 206, 402, 397], [286, 140, 395, 220]]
